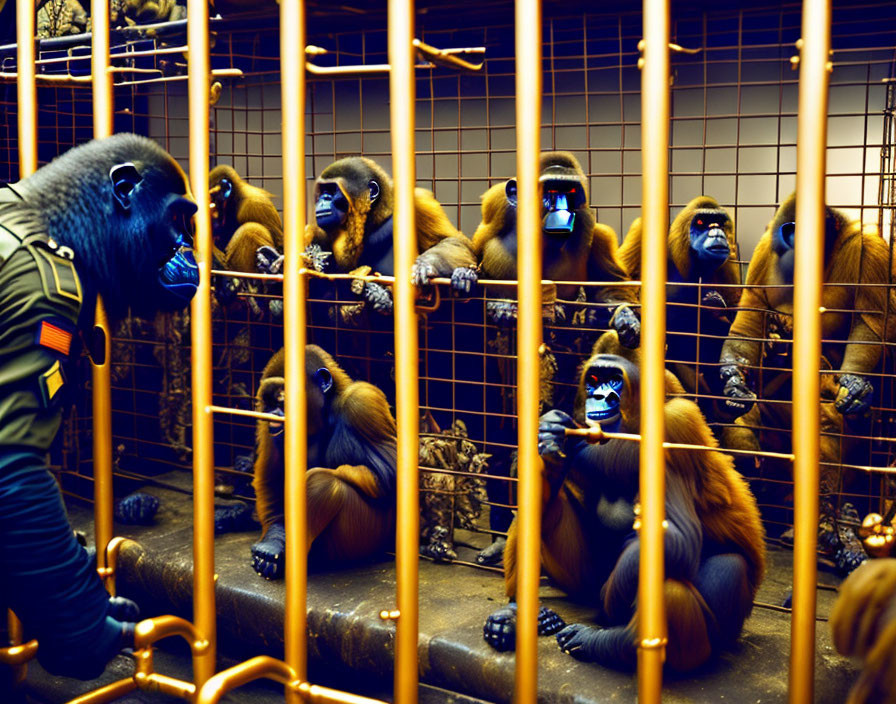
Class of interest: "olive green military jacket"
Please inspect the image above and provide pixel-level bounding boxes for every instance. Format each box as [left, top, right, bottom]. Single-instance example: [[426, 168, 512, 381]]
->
[[0, 189, 83, 455]]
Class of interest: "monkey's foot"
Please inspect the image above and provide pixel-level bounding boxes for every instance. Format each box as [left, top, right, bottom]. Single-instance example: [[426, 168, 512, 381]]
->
[[256, 245, 284, 275], [611, 305, 641, 349], [486, 300, 517, 326], [484, 605, 517, 652], [484, 604, 567, 652], [214, 501, 256, 534], [411, 260, 438, 287], [251, 523, 286, 580], [556, 623, 604, 662], [268, 299, 284, 318], [476, 536, 506, 566], [107, 596, 141, 623], [364, 282, 394, 315], [836, 373, 874, 416], [450, 266, 479, 294], [114, 492, 160, 525]]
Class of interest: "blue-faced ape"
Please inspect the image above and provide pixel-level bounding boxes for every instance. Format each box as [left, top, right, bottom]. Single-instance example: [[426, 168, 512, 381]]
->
[[830, 558, 896, 704], [208, 164, 283, 314], [471, 152, 639, 344], [619, 196, 740, 404], [292, 157, 477, 316], [719, 193, 896, 535], [250, 345, 397, 579], [0, 133, 198, 678], [483, 334, 766, 671]]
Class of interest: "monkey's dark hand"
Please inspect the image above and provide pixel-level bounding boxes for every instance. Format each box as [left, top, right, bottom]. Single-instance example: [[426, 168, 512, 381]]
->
[[251, 522, 286, 580], [556, 623, 604, 662], [411, 259, 438, 287], [484, 603, 567, 652], [215, 275, 243, 307], [364, 282, 394, 315], [450, 266, 479, 294], [720, 364, 757, 417], [538, 409, 578, 459], [835, 373, 874, 415], [611, 304, 641, 349], [214, 501, 255, 534], [114, 492, 160, 525], [702, 289, 728, 309], [256, 245, 284, 275], [486, 300, 518, 325]]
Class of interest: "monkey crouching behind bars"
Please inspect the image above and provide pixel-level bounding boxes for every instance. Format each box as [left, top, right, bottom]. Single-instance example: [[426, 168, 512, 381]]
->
[[250, 345, 397, 579], [0, 134, 200, 679]]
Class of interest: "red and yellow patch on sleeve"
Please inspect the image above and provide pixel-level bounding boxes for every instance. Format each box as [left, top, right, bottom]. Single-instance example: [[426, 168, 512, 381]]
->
[[37, 320, 73, 356]]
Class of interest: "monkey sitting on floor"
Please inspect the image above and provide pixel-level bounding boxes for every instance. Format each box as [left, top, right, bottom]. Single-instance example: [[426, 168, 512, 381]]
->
[[483, 332, 766, 672], [0, 133, 199, 678], [250, 345, 397, 578], [258, 156, 477, 320]]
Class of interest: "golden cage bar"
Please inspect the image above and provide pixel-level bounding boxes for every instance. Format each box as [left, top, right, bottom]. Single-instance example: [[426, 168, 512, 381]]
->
[[0, 0, 847, 701]]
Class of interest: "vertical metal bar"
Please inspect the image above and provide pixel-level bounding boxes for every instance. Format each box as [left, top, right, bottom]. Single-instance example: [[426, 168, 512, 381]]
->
[[789, 1, 831, 701], [11, 0, 37, 682], [388, 2, 421, 702], [90, 0, 115, 586], [188, 0, 216, 687], [280, 1, 308, 700], [513, 0, 543, 702], [16, 0, 37, 179], [639, 0, 670, 701]]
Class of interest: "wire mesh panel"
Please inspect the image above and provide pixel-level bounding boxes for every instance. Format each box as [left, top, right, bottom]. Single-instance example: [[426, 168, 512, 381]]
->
[[2, 0, 896, 576]]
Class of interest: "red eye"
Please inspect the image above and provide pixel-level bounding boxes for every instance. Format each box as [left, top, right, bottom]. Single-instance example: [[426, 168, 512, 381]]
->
[[696, 219, 704, 226], [588, 374, 599, 385]]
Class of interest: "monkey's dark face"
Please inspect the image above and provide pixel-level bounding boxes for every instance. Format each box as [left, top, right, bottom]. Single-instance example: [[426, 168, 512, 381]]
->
[[154, 194, 200, 309], [209, 175, 233, 240], [315, 182, 351, 231], [109, 163, 199, 315], [772, 219, 796, 284], [314, 178, 380, 232], [583, 363, 626, 433], [259, 378, 286, 444], [689, 209, 731, 269], [541, 178, 587, 237]]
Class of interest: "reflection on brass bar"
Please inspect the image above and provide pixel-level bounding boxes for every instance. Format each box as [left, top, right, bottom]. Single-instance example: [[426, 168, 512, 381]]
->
[[210, 268, 286, 281], [11, 1, 37, 679], [562, 428, 796, 460], [388, 1, 421, 702], [208, 405, 286, 423], [66, 678, 139, 704], [638, 0, 670, 700], [133, 614, 210, 652], [305, 62, 395, 76], [412, 39, 485, 71], [16, 0, 37, 178], [91, 0, 116, 585], [0, 72, 92, 83], [99, 536, 127, 595], [513, 0, 542, 702], [789, 1, 830, 702], [188, 0, 217, 687], [197, 656, 298, 703], [281, 0, 309, 695]]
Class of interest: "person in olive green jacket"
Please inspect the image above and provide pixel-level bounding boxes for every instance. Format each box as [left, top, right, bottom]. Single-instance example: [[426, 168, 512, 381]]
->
[[0, 133, 197, 679]]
